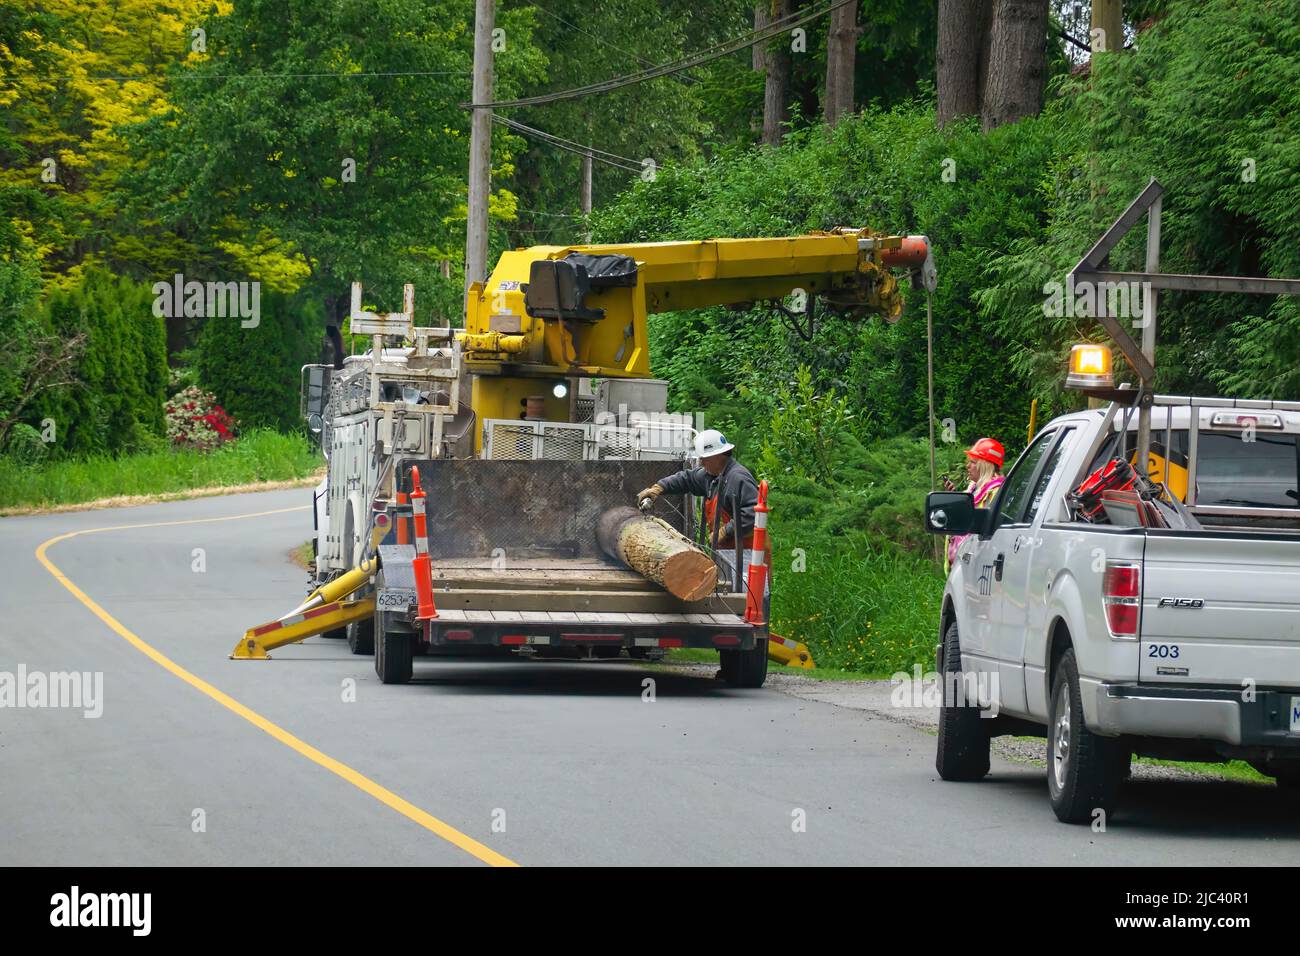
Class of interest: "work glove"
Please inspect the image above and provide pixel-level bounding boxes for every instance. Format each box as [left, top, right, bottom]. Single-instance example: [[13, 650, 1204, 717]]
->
[[636, 484, 663, 511]]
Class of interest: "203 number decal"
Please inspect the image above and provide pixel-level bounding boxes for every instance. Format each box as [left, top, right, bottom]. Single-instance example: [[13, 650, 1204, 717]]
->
[[1148, 643, 1181, 659]]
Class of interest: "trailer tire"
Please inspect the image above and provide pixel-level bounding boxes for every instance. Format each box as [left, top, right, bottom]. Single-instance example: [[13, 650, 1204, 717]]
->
[[722, 639, 768, 688], [935, 621, 990, 782], [1047, 648, 1129, 824], [346, 617, 374, 655], [375, 619, 413, 684]]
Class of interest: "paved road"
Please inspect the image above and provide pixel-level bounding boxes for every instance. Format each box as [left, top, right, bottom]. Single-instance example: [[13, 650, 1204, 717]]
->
[[4, 489, 1300, 866]]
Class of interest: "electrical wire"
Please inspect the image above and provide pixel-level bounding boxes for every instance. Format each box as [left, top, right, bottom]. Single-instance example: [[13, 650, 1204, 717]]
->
[[533, 4, 670, 75], [4, 69, 470, 84], [493, 115, 643, 172], [464, 0, 854, 110]]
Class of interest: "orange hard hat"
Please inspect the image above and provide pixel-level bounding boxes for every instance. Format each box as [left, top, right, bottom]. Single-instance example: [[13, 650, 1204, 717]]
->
[[966, 437, 1005, 469]]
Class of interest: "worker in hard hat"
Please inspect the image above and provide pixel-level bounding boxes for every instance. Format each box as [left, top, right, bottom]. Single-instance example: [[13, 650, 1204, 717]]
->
[[637, 427, 768, 599], [943, 437, 1006, 570]]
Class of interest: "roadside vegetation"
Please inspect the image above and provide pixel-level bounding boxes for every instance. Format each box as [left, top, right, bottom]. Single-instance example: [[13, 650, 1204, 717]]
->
[[0, 428, 320, 512]]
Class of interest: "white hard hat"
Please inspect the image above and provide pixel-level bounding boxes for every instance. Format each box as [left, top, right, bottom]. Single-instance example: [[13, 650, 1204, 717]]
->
[[694, 428, 735, 458]]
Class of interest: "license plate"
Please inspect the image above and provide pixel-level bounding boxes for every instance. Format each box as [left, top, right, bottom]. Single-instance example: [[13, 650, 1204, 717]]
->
[[1291, 697, 1300, 734], [377, 589, 416, 611]]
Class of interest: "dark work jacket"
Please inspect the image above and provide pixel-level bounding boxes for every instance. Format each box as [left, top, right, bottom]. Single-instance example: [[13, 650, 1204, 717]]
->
[[656, 456, 759, 547]]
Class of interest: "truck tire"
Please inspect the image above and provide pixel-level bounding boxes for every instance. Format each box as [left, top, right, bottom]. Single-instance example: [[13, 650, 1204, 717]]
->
[[935, 621, 990, 781], [1251, 759, 1300, 790], [722, 639, 768, 688], [375, 616, 413, 684], [1047, 648, 1130, 824], [346, 617, 374, 655]]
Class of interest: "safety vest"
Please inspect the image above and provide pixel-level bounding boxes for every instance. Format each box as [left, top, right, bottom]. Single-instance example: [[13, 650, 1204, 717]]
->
[[704, 488, 772, 567]]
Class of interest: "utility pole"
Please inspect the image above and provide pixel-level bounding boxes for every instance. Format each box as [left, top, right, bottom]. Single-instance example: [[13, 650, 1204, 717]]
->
[[1090, 0, 1123, 54], [581, 151, 593, 242], [465, 0, 496, 299]]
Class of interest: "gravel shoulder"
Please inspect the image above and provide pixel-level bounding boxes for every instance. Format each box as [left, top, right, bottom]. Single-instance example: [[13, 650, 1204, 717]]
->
[[665, 661, 1251, 785]]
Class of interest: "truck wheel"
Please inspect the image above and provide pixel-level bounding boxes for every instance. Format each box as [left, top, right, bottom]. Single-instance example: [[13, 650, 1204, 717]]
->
[[722, 639, 768, 688], [375, 618, 413, 684], [346, 617, 374, 655], [935, 621, 990, 781], [1047, 648, 1130, 824], [1252, 759, 1300, 789]]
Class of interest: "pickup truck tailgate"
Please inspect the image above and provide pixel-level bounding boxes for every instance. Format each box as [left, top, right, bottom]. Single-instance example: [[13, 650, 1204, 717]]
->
[[1140, 531, 1300, 688]]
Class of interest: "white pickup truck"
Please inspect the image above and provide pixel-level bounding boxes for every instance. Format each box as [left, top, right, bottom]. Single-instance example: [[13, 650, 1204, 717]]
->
[[925, 394, 1300, 823]]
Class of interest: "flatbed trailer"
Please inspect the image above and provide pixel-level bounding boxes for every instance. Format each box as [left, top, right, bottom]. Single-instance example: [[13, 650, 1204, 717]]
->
[[368, 458, 769, 686]]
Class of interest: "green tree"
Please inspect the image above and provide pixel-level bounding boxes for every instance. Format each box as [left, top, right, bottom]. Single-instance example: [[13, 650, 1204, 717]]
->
[[35, 270, 167, 457], [980, 0, 1300, 401], [192, 290, 321, 431], [132, 0, 545, 326]]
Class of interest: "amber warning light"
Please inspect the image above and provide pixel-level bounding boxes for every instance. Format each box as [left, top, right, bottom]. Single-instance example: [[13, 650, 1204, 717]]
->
[[1065, 343, 1114, 391]]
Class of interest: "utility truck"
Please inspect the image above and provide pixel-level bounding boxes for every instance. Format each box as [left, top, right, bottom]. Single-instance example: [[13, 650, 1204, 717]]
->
[[927, 392, 1300, 822], [925, 180, 1300, 822], [235, 229, 934, 688]]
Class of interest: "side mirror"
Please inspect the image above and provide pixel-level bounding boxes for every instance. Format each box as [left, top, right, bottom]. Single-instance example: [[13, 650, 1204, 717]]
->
[[307, 412, 324, 436], [925, 491, 994, 537]]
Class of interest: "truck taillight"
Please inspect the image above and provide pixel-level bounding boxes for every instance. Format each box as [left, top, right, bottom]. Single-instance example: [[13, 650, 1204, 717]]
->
[[1103, 562, 1141, 640]]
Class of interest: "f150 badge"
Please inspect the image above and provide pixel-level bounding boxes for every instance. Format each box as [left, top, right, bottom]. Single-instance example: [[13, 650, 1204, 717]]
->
[[1157, 598, 1205, 609]]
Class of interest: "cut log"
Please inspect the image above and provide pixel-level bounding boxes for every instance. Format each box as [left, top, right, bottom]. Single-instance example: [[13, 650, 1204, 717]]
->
[[596, 506, 717, 602]]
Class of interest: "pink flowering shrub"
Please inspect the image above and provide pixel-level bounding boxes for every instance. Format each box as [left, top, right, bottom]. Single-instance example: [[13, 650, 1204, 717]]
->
[[165, 386, 237, 450]]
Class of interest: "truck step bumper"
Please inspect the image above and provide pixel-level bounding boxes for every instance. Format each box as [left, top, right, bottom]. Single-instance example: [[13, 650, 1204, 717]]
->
[[1091, 682, 1300, 748]]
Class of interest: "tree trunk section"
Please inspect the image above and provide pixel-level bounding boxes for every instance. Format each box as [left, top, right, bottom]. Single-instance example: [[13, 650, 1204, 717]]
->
[[824, 0, 858, 125], [759, 0, 790, 146], [753, 4, 769, 72], [597, 507, 717, 602], [980, 0, 1048, 131], [936, 0, 990, 128]]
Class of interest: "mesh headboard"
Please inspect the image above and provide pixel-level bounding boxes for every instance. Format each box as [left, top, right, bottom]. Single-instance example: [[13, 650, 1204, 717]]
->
[[400, 458, 686, 560]]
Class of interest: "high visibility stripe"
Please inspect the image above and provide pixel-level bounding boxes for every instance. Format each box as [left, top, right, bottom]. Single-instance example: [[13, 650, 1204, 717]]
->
[[754, 511, 768, 530], [252, 602, 341, 636]]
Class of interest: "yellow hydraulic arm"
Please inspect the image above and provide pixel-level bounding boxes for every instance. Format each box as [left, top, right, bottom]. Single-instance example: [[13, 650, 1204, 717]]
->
[[231, 516, 390, 660], [768, 632, 815, 669], [459, 228, 932, 446]]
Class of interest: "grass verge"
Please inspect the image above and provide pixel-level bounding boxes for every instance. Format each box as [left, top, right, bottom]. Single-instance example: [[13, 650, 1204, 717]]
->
[[0, 428, 322, 513], [663, 647, 888, 681], [769, 534, 944, 675], [289, 540, 315, 571]]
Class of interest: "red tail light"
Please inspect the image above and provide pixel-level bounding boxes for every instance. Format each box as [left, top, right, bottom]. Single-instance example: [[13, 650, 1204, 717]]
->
[[1103, 562, 1141, 639]]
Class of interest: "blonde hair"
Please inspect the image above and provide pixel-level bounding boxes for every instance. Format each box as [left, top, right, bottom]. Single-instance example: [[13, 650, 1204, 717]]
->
[[969, 457, 998, 489]]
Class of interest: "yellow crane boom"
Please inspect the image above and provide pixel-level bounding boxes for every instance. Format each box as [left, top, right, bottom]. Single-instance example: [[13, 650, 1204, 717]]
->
[[460, 228, 932, 445]]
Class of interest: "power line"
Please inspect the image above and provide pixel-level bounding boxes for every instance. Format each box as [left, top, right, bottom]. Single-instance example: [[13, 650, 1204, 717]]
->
[[1, 69, 470, 84], [514, 206, 585, 219], [493, 115, 643, 173], [495, 115, 641, 167], [463, 0, 852, 110], [533, 5, 663, 74]]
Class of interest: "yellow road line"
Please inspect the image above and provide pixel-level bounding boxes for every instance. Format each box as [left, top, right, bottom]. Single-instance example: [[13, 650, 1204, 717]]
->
[[35, 504, 519, 868]]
